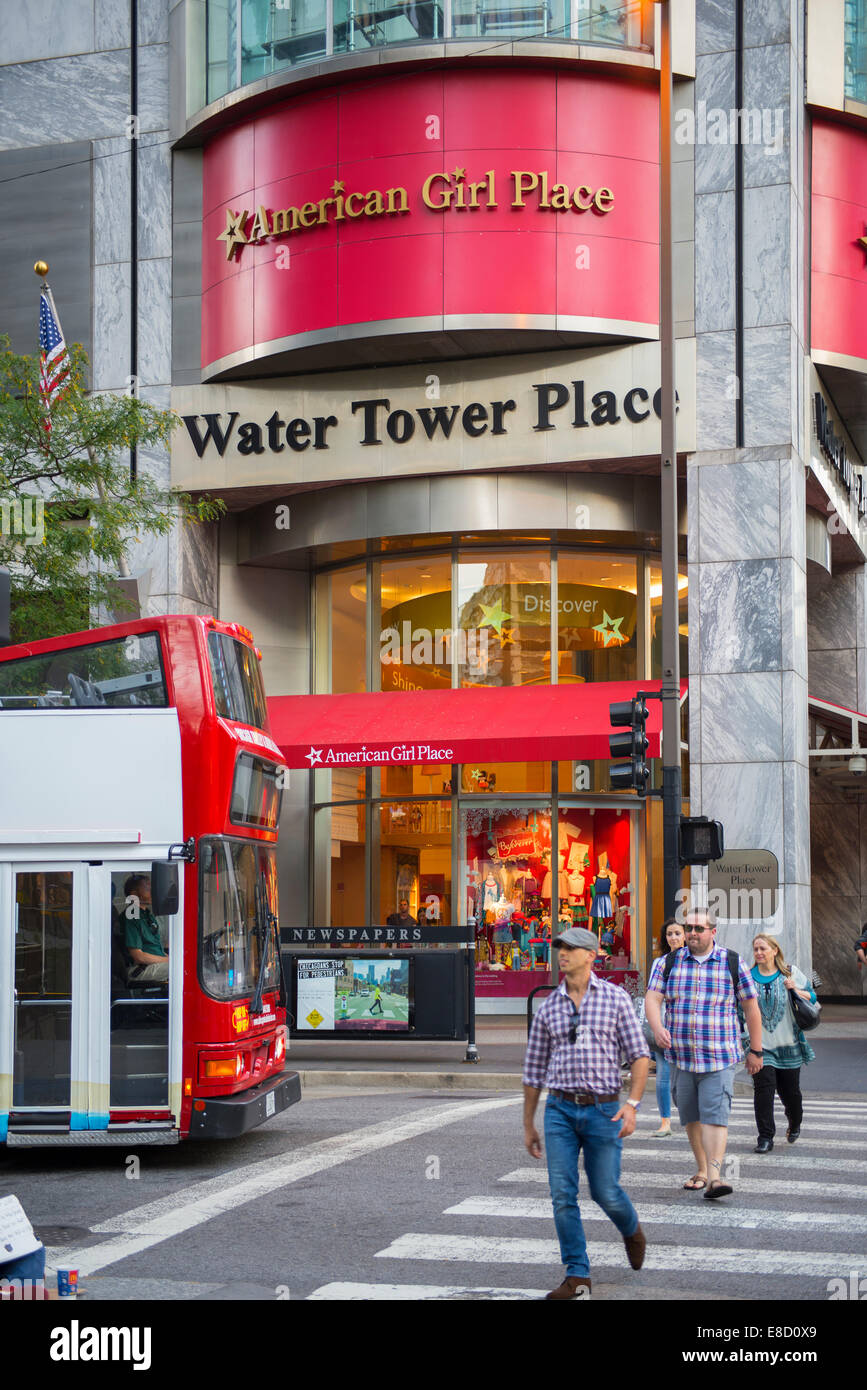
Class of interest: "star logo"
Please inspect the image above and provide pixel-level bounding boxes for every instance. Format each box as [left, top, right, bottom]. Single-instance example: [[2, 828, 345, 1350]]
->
[[332, 179, 345, 195], [217, 208, 250, 261], [453, 166, 466, 181], [858, 225, 867, 262], [498, 626, 515, 649], [305, 747, 324, 766], [479, 599, 512, 636], [592, 611, 626, 646]]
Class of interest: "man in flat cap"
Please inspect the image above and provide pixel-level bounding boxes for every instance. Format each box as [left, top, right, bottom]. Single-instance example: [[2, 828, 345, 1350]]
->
[[522, 926, 650, 1300]]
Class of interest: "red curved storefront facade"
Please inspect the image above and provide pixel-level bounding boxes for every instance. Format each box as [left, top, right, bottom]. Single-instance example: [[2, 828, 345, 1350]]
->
[[201, 67, 660, 377], [812, 116, 867, 371]]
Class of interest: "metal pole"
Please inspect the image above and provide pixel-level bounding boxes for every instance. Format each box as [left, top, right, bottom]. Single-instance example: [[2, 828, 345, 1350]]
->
[[464, 944, 479, 1063], [659, 0, 682, 919]]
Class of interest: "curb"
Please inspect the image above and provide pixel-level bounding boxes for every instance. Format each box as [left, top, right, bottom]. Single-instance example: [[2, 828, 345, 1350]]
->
[[298, 1069, 523, 1090]]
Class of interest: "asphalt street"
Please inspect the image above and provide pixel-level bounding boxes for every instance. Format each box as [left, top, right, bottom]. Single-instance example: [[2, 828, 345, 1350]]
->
[[3, 1083, 866, 1304]]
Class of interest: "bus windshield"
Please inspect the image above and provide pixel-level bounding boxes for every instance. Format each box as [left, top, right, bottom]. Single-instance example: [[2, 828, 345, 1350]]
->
[[208, 632, 268, 730], [0, 633, 168, 709], [200, 838, 280, 1002]]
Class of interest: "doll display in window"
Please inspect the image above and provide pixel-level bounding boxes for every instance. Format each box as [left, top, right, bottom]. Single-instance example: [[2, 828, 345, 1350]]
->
[[589, 851, 617, 927]]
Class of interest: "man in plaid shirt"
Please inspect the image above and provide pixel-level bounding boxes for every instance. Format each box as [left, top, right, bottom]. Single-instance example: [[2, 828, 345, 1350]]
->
[[645, 908, 763, 1199], [522, 926, 650, 1299]]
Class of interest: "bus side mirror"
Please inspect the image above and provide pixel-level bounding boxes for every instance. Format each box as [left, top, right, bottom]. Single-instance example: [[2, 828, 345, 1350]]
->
[[151, 862, 179, 916]]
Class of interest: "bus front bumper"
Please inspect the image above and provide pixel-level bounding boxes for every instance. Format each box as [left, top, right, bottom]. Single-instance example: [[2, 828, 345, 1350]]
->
[[187, 1068, 302, 1139]]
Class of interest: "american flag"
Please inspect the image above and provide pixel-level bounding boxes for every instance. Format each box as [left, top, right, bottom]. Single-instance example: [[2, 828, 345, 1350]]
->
[[38, 289, 71, 435]]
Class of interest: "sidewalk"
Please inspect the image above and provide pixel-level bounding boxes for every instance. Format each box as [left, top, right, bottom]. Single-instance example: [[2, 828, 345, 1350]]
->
[[290, 1005, 867, 1097]]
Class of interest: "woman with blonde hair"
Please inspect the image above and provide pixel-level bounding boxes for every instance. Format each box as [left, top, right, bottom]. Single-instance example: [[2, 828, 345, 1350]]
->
[[750, 934, 816, 1154]]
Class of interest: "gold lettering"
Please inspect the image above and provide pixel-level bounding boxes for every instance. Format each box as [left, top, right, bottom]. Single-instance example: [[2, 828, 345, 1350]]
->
[[247, 205, 271, 241], [318, 196, 334, 224], [550, 183, 570, 211], [422, 173, 452, 209], [486, 169, 497, 207], [594, 186, 614, 212], [271, 206, 302, 235], [386, 186, 408, 214], [511, 171, 539, 207], [298, 201, 318, 227], [539, 170, 550, 208], [573, 184, 594, 211], [365, 189, 384, 215], [345, 190, 365, 217]]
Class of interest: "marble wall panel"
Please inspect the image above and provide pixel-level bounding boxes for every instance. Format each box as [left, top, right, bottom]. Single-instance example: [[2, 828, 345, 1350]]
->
[[93, 136, 131, 266], [783, 758, 811, 888], [781, 669, 809, 765], [696, 0, 734, 55], [743, 184, 790, 328], [700, 759, 784, 863], [743, 326, 791, 448], [810, 782, 860, 898], [138, 257, 172, 387], [695, 331, 737, 450], [742, 43, 792, 189], [699, 559, 782, 673], [139, 383, 171, 410], [780, 559, 807, 678], [698, 458, 780, 563], [699, 671, 783, 762], [92, 261, 132, 391], [695, 194, 736, 334], [136, 444, 171, 494], [744, 0, 791, 47], [138, 136, 172, 261], [687, 462, 700, 564], [812, 889, 863, 995], [807, 646, 858, 710], [807, 568, 858, 651], [687, 674, 701, 767], [139, 0, 171, 45], [694, 51, 737, 195], [138, 44, 169, 134], [3, 0, 94, 64], [779, 450, 805, 563], [95, 0, 130, 49], [0, 53, 129, 149]]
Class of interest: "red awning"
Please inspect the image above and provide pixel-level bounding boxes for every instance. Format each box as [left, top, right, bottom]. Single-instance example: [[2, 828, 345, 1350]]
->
[[268, 681, 672, 769]]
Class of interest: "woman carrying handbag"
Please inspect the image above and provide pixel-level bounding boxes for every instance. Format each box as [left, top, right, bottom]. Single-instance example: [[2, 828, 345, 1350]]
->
[[749, 934, 818, 1154]]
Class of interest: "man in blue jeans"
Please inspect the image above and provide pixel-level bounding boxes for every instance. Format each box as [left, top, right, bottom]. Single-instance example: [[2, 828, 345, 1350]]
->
[[523, 926, 650, 1299]]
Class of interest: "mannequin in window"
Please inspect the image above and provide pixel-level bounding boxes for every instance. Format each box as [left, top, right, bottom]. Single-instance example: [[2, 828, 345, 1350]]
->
[[589, 852, 617, 924]]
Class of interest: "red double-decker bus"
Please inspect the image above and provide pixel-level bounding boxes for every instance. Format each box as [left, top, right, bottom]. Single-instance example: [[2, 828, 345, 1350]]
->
[[0, 615, 301, 1146]]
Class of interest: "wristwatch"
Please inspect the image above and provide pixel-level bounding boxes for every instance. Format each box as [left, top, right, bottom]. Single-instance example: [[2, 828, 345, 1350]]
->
[[625, 1098, 641, 1110]]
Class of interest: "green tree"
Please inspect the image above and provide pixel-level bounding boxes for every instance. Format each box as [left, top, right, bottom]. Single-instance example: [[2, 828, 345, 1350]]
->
[[0, 337, 223, 643]]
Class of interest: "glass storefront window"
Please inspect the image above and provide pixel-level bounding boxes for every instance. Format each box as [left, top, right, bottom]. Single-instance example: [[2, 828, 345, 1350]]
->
[[575, 0, 643, 45], [315, 800, 367, 929], [555, 552, 637, 684], [462, 803, 552, 972], [649, 562, 688, 681], [378, 800, 452, 926], [460, 762, 550, 794], [451, 0, 567, 40], [377, 556, 452, 693], [207, 0, 237, 103], [382, 763, 452, 796], [315, 566, 367, 694], [846, 0, 867, 102], [457, 550, 551, 688], [333, 0, 442, 54], [558, 805, 632, 956]]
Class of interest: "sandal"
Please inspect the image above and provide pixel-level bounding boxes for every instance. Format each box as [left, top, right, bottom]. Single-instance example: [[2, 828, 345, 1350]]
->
[[703, 1180, 733, 1200], [682, 1175, 707, 1190]]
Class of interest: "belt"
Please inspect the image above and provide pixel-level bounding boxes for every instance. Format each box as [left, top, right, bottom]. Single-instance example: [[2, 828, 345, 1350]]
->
[[549, 1089, 620, 1105]]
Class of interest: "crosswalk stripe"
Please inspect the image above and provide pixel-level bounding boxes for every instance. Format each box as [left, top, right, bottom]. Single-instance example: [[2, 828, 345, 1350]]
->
[[699, 1118, 866, 1134], [443, 1195, 867, 1235], [633, 1135, 865, 1152], [374, 1233, 865, 1277], [619, 1146, 867, 1172], [498, 1168, 867, 1199], [307, 1281, 549, 1300]]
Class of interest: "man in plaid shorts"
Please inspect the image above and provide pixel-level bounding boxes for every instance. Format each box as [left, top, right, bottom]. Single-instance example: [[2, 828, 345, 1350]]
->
[[645, 908, 763, 1198], [523, 926, 650, 1299]]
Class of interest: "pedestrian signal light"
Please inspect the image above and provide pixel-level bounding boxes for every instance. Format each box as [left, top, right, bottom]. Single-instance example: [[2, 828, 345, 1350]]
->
[[679, 817, 724, 865], [608, 696, 651, 795]]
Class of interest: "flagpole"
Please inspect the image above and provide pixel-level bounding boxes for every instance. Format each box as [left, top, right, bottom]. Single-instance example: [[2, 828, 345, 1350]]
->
[[36, 263, 131, 580]]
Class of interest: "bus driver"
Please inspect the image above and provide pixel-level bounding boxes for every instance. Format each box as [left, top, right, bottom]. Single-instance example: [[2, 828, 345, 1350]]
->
[[124, 874, 169, 984]]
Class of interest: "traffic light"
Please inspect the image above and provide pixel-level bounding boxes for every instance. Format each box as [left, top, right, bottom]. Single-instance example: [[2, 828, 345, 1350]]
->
[[679, 816, 724, 865], [608, 696, 650, 795]]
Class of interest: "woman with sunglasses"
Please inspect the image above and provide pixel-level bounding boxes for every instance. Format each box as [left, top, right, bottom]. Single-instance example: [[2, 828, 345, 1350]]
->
[[648, 918, 684, 1137], [750, 934, 816, 1153]]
